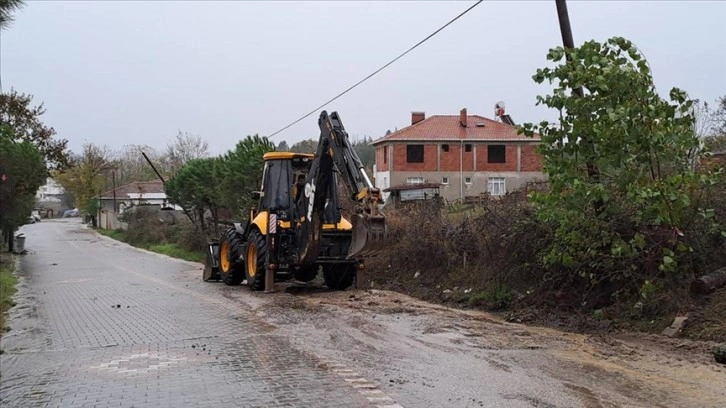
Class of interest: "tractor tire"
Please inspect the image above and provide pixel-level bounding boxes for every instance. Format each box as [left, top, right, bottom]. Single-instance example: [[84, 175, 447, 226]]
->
[[323, 263, 356, 290], [245, 229, 267, 291], [293, 265, 319, 282], [218, 228, 244, 286]]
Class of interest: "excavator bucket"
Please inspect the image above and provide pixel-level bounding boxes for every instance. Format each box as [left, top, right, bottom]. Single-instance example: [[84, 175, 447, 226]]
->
[[349, 213, 388, 258]]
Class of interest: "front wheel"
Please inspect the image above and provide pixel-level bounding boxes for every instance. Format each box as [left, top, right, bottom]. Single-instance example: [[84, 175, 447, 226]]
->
[[245, 229, 267, 291], [323, 264, 356, 290], [219, 228, 244, 286]]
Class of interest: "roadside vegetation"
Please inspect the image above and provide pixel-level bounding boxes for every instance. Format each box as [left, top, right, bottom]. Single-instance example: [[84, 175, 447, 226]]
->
[[1, 92, 62, 251], [96, 207, 205, 263], [1, 2, 57, 349], [0, 254, 17, 343], [365, 37, 726, 342]]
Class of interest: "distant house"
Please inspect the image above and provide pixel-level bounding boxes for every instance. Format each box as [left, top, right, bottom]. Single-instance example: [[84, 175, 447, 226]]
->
[[372, 108, 544, 203], [33, 178, 67, 218], [95, 181, 183, 229], [35, 177, 65, 203], [97, 181, 176, 213]]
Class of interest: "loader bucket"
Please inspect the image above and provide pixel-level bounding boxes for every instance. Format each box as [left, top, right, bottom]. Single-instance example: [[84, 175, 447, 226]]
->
[[349, 213, 388, 258]]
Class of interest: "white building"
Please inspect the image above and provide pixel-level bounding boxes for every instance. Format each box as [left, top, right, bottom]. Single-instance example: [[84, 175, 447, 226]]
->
[[35, 177, 65, 202]]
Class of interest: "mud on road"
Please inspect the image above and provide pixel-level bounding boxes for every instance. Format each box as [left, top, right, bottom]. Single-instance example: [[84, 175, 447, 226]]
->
[[4, 220, 724, 408], [228, 286, 726, 408]]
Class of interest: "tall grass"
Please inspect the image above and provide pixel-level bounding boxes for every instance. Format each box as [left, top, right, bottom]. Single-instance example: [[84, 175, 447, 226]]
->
[[0, 254, 18, 342], [97, 228, 204, 263]]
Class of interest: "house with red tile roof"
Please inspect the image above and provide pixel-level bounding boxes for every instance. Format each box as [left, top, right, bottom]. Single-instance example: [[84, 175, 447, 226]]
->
[[371, 108, 544, 203], [97, 181, 170, 213]]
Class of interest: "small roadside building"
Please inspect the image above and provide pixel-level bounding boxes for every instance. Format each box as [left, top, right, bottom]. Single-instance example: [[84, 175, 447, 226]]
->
[[383, 182, 442, 206], [96, 181, 181, 229]]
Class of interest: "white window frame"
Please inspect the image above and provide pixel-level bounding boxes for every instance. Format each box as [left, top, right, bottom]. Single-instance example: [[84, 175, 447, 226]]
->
[[488, 177, 506, 196], [442, 177, 449, 185], [406, 176, 425, 185], [464, 177, 472, 185]]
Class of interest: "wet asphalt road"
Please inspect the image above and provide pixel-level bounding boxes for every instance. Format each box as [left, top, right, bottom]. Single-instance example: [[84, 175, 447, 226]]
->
[[1, 219, 580, 408]]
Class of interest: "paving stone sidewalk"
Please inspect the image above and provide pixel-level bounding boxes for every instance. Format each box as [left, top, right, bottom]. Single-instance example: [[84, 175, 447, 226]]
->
[[0, 221, 382, 408]]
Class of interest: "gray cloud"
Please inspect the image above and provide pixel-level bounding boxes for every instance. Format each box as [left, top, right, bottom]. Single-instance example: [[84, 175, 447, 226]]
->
[[3, 1, 724, 154]]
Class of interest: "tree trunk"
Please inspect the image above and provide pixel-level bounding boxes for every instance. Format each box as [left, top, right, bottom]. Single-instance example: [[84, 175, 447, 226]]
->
[[691, 267, 726, 295], [6, 230, 14, 253]]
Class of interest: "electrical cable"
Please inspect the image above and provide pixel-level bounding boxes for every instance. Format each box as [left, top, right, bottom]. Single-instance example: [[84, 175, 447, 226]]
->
[[267, 0, 484, 139]]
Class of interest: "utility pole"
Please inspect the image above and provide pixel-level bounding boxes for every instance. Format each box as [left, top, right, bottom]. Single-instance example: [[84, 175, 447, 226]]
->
[[112, 170, 117, 213], [555, 0, 602, 213], [555, 0, 584, 98]]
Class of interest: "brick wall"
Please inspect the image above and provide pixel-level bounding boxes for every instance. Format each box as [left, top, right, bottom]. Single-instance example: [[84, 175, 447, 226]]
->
[[476, 144, 517, 172], [392, 143, 437, 171], [376, 141, 544, 174], [521, 144, 543, 171], [439, 143, 475, 171], [376, 146, 389, 171], [440, 144, 458, 171]]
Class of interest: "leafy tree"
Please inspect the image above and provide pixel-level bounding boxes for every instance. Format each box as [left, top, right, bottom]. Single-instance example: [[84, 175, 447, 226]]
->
[[0, 124, 46, 250], [165, 134, 275, 233], [0, 89, 69, 169], [702, 95, 726, 152], [289, 138, 318, 153], [166, 131, 209, 173], [165, 157, 223, 235], [115, 144, 167, 185], [0, 0, 24, 31], [217, 134, 275, 214], [351, 135, 374, 172], [54, 143, 115, 219], [714, 95, 726, 136], [276, 140, 290, 152], [521, 37, 722, 306]]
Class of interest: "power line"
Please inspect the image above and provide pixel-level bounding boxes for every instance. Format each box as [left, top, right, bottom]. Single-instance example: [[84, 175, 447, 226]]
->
[[267, 0, 484, 139]]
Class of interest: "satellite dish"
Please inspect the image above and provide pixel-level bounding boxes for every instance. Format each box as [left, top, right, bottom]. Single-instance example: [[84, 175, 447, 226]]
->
[[494, 101, 506, 117]]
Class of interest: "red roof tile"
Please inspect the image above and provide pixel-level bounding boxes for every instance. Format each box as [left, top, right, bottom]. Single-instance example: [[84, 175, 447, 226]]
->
[[98, 181, 165, 199], [372, 115, 540, 145]]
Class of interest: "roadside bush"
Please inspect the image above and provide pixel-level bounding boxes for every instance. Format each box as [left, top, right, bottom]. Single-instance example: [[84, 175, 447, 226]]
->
[[124, 207, 166, 246], [120, 207, 205, 254], [516, 37, 726, 320], [168, 219, 207, 252], [366, 194, 550, 305]]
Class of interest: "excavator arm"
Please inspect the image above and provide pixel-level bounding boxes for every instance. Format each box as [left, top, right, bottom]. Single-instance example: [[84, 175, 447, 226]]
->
[[295, 111, 387, 264]]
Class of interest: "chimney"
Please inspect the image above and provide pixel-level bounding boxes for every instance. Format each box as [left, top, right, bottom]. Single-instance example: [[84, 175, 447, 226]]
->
[[459, 108, 467, 127], [411, 111, 425, 125]]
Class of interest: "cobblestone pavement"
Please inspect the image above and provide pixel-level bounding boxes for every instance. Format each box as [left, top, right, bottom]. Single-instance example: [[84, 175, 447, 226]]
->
[[8, 220, 713, 408], [0, 220, 398, 408]]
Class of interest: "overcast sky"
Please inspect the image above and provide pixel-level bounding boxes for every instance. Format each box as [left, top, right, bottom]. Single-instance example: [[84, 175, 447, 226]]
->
[[3, 1, 725, 155]]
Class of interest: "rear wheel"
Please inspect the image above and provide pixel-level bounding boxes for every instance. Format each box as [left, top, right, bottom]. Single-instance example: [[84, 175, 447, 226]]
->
[[219, 228, 244, 286], [323, 263, 356, 290], [245, 229, 267, 291]]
